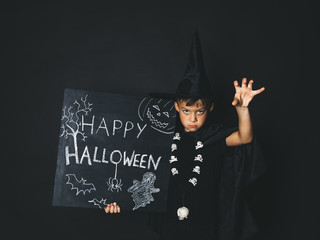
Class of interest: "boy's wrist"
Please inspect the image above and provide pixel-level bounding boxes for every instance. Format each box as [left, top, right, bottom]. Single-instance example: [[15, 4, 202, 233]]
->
[[235, 106, 251, 117], [235, 105, 249, 111]]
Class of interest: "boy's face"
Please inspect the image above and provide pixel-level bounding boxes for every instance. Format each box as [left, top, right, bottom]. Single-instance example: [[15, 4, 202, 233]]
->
[[174, 100, 213, 132]]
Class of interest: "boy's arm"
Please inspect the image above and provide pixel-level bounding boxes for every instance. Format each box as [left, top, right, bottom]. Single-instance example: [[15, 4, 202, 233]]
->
[[226, 78, 265, 147]]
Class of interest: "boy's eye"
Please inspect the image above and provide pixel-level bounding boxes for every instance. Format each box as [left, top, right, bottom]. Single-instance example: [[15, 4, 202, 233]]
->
[[197, 111, 204, 114], [183, 110, 189, 114]]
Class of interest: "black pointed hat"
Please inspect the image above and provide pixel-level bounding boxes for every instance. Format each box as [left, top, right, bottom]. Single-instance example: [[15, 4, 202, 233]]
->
[[149, 30, 214, 100], [175, 29, 213, 100]]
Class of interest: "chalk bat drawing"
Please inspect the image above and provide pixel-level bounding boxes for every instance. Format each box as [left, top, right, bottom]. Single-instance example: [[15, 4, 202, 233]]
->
[[88, 198, 108, 209], [138, 98, 176, 134], [60, 94, 93, 164], [66, 174, 96, 196], [127, 172, 160, 210], [106, 155, 123, 192]]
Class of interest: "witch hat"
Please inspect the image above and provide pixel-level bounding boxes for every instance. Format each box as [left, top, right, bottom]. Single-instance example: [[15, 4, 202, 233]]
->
[[149, 30, 214, 100], [175, 29, 213, 100]]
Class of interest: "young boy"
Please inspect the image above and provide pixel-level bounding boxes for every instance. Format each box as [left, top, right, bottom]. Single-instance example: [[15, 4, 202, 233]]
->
[[106, 31, 266, 240], [151, 78, 264, 239]]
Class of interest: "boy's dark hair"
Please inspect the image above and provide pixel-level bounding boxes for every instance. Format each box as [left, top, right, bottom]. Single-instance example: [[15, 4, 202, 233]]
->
[[175, 97, 213, 111]]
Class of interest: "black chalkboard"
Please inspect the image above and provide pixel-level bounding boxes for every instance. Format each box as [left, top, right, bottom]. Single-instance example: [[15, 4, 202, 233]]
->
[[52, 88, 176, 212]]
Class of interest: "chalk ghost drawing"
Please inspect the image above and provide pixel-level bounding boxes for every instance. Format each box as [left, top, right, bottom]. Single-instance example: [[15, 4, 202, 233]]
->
[[138, 98, 176, 134], [66, 174, 96, 196], [127, 172, 160, 210]]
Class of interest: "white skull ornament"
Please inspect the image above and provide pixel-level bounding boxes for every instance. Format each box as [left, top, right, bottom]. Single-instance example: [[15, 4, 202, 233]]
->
[[192, 166, 200, 174], [169, 156, 178, 163], [171, 143, 177, 152], [195, 141, 203, 149], [173, 132, 181, 140], [171, 168, 179, 175], [194, 154, 203, 162], [189, 177, 198, 186], [177, 206, 189, 220]]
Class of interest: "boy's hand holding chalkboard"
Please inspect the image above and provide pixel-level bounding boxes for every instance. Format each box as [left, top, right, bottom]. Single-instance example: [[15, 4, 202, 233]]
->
[[104, 202, 121, 214]]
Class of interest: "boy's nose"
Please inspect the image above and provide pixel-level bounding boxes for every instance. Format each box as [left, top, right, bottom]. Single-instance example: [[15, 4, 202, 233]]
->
[[190, 114, 197, 122]]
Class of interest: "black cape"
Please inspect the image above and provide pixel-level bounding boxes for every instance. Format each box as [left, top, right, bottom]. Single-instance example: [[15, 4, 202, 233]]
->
[[148, 121, 266, 240]]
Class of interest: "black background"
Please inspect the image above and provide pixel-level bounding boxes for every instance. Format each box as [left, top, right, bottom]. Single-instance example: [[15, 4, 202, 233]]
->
[[3, 1, 318, 240]]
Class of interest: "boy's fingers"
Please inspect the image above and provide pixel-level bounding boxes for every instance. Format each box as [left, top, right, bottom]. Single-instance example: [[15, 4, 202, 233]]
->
[[241, 78, 247, 88], [234, 80, 239, 89], [105, 204, 110, 213], [113, 203, 118, 213], [113, 202, 117, 212], [232, 98, 239, 106], [253, 87, 265, 95], [109, 202, 121, 213], [105, 203, 121, 214], [248, 80, 254, 89], [110, 204, 114, 213]]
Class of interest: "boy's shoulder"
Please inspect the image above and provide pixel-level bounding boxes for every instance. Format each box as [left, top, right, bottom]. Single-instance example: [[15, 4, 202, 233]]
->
[[201, 123, 237, 145]]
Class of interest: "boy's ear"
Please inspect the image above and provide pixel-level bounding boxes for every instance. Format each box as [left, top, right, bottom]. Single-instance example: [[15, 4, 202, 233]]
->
[[174, 102, 180, 112], [209, 103, 214, 112]]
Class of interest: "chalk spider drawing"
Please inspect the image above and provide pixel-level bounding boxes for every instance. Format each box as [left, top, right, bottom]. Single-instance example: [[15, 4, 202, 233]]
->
[[107, 177, 123, 192], [106, 153, 123, 192], [138, 98, 176, 134], [127, 172, 160, 210]]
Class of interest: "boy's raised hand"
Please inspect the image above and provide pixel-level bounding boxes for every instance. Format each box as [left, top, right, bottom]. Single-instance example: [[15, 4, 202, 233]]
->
[[232, 77, 265, 107]]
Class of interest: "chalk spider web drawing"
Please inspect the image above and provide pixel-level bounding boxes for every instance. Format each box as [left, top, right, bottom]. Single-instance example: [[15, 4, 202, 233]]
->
[[60, 94, 93, 164], [127, 172, 160, 210], [66, 174, 96, 196], [138, 98, 176, 134], [88, 198, 108, 209]]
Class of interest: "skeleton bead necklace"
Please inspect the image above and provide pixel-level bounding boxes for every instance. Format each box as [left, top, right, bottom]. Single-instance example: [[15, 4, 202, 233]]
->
[[170, 132, 204, 220]]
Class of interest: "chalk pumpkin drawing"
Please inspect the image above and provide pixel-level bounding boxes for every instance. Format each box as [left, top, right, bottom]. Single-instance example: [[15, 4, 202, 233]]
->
[[66, 174, 96, 196], [138, 98, 176, 134], [127, 172, 160, 210]]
